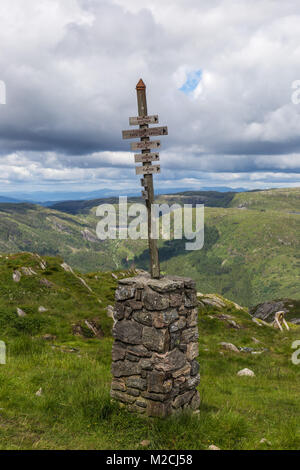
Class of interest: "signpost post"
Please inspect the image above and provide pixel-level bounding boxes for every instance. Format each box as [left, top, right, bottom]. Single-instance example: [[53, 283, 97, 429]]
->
[[122, 79, 168, 279]]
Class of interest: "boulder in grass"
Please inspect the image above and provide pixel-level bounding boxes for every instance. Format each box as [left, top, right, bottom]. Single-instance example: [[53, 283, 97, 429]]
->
[[21, 267, 36, 276], [219, 342, 239, 353], [140, 440, 150, 447], [237, 368, 255, 377], [17, 308, 26, 317], [13, 271, 21, 283], [106, 305, 114, 319], [38, 306, 48, 313]]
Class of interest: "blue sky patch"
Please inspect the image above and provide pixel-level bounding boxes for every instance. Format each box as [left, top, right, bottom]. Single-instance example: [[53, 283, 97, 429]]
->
[[179, 69, 202, 94]]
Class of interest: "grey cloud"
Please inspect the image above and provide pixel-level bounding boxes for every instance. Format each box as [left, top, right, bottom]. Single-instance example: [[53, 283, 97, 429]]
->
[[0, 0, 299, 191]]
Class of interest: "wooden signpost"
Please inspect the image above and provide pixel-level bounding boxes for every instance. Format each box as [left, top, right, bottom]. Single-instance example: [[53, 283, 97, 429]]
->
[[122, 79, 168, 279], [129, 115, 158, 125], [122, 126, 168, 139], [134, 153, 159, 163], [130, 140, 161, 151]]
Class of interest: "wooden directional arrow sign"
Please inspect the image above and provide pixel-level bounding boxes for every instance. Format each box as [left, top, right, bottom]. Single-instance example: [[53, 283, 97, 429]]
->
[[131, 140, 161, 151], [136, 164, 160, 175], [134, 152, 159, 163], [129, 115, 159, 125], [122, 126, 168, 139]]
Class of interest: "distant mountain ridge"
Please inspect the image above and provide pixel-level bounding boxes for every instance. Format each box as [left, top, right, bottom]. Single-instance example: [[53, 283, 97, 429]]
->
[[0, 195, 25, 203], [0, 186, 248, 204]]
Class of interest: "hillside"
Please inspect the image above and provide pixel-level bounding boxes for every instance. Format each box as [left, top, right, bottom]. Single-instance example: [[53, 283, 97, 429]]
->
[[228, 187, 300, 212], [49, 190, 238, 214], [0, 252, 119, 340], [0, 253, 299, 450], [0, 187, 299, 307], [135, 206, 300, 306], [49, 188, 300, 215]]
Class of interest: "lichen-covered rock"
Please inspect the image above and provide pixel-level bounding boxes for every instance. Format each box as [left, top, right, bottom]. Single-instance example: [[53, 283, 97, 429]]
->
[[111, 379, 126, 391], [152, 309, 179, 328], [126, 344, 152, 358], [142, 326, 169, 353], [112, 342, 126, 361], [115, 285, 136, 301], [143, 289, 170, 311], [147, 400, 171, 417], [169, 317, 186, 332], [181, 327, 199, 343], [190, 390, 201, 410], [154, 348, 186, 372], [147, 371, 171, 394], [172, 363, 191, 378], [125, 300, 143, 311], [111, 390, 136, 404], [113, 320, 143, 344], [172, 391, 194, 409], [112, 360, 141, 377], [126, 376, 147, 390], [114, 302, 125, 321], [170, 331, 181, 349], [190, 359, 200, 376], [186, 342, 199, 361], [133, 310, 153, 326], [184, 290, 198, 307], [187, 309, 198, 327], [148, 277, 184, 293]]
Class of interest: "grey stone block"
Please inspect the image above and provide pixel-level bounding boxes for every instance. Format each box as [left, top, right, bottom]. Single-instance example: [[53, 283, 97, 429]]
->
[[143, 289, 170, 311], [152, 309, 179, 328], [112, 360, 141, 377], [126, 376, 147, 391], [133, 310, 153, 326], [190, 359, 200, 376], [154, 348, 186, 372], [115, 285, 136, 301], [142, 326, 169, 353], [113, 320, 143, 345]]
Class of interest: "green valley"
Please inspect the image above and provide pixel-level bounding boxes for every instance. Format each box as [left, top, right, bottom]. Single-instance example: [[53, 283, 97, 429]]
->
[[0, 188, 299, 307]]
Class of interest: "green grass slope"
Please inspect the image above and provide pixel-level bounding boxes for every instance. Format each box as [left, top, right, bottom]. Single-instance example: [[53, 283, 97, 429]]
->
[[0, 252, 119, 340], [0, 258, 299, 450], [229, 187, 300, 212]]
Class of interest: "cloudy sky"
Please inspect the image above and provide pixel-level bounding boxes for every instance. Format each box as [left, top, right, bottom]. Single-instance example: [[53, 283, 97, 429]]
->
[[0, 0, 300, 196]]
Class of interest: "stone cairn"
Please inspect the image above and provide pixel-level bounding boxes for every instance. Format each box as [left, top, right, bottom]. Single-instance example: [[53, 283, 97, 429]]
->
[[111, 273, 200, 417]]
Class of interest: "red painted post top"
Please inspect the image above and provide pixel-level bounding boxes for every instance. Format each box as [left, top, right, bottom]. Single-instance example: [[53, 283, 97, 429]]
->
[[136, 78, 146, 90]]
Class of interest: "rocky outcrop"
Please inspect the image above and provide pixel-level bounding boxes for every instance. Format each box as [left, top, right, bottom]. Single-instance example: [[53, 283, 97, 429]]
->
[[111, 274, 200, 417], [250, 299, 300, 324]]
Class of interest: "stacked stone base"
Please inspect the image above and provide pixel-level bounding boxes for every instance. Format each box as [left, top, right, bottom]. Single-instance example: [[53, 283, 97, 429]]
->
[[111, 274, 200, 417]]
